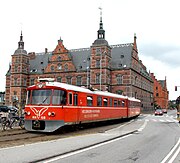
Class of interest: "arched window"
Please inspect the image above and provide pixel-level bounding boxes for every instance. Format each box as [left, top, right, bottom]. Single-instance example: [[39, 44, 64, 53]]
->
[[76, 76, 82, 86], [51, 65, 54, 72], [64, 64, 68, 71], [57, 63, 62, 70], [57, 77, 61, 82], [116, 75, 123, 84], [96, 74, 100, 84], [57, 56, 61, 61]]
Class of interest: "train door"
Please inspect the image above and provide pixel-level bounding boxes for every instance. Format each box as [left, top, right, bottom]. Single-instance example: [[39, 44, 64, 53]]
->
[[65, 92, 79, 123]]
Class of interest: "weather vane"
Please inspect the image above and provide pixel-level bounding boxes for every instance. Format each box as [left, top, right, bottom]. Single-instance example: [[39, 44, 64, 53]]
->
[[99, 7, 102, 17]]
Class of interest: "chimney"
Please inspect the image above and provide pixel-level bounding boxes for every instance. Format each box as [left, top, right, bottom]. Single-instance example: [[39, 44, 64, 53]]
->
[[45, 48, 48, 53]]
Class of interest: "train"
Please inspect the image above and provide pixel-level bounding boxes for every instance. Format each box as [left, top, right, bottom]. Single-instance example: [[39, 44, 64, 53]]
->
[[24, 78, 141, 132]]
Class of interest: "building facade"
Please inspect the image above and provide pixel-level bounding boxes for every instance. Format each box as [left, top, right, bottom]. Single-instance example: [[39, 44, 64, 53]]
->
[[5, 14, 154, 111], [151, 73, 169, 109]]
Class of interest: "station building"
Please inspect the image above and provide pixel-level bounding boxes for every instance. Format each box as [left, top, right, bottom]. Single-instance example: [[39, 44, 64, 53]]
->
[[5, 14, 155, 112]]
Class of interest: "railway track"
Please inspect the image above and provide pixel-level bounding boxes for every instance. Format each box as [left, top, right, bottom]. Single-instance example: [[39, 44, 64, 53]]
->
[[0, 118, 132, 148]]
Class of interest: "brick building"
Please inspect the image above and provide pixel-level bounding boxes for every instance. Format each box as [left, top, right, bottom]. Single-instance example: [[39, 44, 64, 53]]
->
[[5, 14, 154, 112], [151, 73, 169, 109]]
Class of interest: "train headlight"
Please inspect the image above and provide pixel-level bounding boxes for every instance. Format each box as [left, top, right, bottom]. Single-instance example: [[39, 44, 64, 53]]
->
[[25, 111, 31, 116], [48, 112, 55, 117]]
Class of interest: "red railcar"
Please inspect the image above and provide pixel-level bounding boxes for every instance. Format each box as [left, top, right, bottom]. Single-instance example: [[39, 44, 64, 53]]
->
[[24, 79, 141, 132]]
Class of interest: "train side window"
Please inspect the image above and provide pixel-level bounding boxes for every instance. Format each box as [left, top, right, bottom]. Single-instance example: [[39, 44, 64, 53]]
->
[[103, 98, 108, 107], [118, 100, 121, 106], [122, 100, 125, 107], [97, 96, 102, 106], [114, 100, 118, 107], [68, 93, 73, 105], [87, 96, 93, 106], [110, 98, 112, 107], [74, 94, 78, 106]]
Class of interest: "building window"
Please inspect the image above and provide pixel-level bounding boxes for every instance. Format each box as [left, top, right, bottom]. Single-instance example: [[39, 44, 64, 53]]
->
[[64, 64, 68, 71], [57, 56, 61, 61], [96, 60, 100, 68], [135, 76, 137, 85], [24, 78, 27, 86], [30, 78, 35, 85], [57, 63, 62, 70], [66, 77, 72, 84], [96, 74, 100, 84], [118, 63, 122, 68], [15, 65, 18, 72], [156, 93, 159, 97], [96, 48, 101, 55], [57, 77, 61, 82], [117, 75, 123, 84], [51, 65, 54, 72], [76, 76, 82, 86], [116, 90, 123, 95], [14, 78, 17, 86]]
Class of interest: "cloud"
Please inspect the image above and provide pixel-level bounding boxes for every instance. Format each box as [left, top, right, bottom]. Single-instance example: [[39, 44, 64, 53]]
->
[[139, 43, 180, 68]]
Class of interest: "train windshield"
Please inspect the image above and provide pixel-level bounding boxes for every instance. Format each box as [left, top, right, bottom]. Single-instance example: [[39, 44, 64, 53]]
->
[[32, 89, 52, 105], [26, 89, 67, 105]]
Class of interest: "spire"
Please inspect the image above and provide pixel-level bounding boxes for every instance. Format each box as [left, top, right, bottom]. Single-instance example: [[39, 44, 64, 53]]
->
[[97, 7, 105, 39], [18, 31, 24, 49], [92, 7, 108, 46], [133, 33, 138, 52]]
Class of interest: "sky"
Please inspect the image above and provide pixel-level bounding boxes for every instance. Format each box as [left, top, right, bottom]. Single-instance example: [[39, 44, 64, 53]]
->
[[0, 0, 180, 100]]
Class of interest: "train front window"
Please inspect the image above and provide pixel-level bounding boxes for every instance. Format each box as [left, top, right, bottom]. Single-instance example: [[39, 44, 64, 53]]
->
[[32, 89, 52, 105], [52, 90, 67, 105]]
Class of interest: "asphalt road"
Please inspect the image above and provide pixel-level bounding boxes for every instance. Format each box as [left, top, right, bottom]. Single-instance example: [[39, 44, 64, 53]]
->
[[0, 110, 179, 163]]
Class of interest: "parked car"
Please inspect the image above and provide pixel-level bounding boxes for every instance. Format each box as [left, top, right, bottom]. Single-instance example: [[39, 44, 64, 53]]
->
[[162, 109, 167, 114], [154, 109, 163, 116], [0, 105, 18, 113]]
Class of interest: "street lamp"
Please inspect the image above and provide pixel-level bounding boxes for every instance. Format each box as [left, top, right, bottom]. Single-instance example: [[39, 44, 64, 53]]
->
[[100, 52, 102, 91], [84, 58, 90, 88]]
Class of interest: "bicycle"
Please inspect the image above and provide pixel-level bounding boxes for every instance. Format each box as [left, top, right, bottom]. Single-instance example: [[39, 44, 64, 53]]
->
[[1, 115, 24, 131], [10, 116, 25, 129]]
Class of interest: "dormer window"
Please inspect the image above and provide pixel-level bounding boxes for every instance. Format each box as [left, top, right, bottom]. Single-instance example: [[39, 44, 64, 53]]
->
[[121, 55, 124, 58]]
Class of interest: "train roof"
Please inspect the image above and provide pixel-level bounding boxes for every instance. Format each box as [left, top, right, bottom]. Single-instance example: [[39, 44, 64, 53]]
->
[[28, 81, 140, 102], [93, 90, 127, 99], [127, 97, 141, 102]]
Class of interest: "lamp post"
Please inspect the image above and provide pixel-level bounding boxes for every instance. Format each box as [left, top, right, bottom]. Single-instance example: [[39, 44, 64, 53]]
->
[[84, 58, 90, 88], [100, 52, 102, 91]]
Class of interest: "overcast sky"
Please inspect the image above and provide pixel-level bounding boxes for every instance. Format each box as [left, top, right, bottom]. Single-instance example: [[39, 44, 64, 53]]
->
[[0, 0, 180, 100]]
